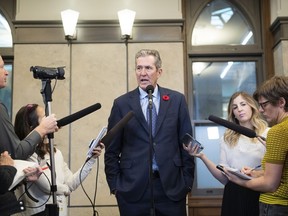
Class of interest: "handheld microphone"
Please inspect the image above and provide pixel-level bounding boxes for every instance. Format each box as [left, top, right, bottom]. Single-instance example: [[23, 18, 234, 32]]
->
[[57, 103, 101, 127], [208, 115, 266, 140], [146, 85, 154, 105], [101, 111, 134, 146]]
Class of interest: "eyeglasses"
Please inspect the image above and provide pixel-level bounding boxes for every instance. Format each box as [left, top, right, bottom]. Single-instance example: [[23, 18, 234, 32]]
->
[[259, 101, 270, 109]]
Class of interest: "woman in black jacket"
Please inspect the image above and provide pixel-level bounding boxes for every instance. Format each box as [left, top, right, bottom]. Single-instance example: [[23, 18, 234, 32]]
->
[[0, 151, 24, 216], [0, 151, 41, 216]]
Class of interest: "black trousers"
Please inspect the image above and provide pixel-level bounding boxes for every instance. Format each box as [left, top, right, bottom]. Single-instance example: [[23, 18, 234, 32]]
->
[[116, 177, 187, 216], [221, 181, 260, 216]]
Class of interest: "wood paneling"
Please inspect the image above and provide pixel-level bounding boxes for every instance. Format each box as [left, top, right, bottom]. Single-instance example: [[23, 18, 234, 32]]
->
[[188, 195, 222, 216]]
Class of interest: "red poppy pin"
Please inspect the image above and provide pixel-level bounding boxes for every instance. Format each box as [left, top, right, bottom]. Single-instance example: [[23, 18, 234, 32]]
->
[[162, 95, 170, 101]]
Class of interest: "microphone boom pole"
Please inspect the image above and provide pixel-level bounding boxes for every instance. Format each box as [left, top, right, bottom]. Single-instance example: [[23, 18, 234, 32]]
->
[[40, 79, 59, 216], [146, 85, 156, 216]]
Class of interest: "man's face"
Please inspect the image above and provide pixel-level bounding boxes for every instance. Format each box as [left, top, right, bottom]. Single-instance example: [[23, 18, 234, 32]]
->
[[258, 96, 280, 125], [0, 56, 8, 89], [135, 55, 162, 91]]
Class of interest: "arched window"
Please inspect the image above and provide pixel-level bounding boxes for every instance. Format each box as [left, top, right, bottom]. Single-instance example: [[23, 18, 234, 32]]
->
[[192, 0, 254, 46], [186, 0, 264, 197], [0, 13, 12, 47]]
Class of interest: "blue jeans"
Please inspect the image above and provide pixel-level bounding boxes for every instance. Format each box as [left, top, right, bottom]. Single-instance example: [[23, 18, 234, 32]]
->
[[259, 202, 288, 216]]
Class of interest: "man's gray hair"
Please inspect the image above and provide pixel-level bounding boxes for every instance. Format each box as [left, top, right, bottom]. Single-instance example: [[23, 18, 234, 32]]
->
[[135, 49, 162, 69]]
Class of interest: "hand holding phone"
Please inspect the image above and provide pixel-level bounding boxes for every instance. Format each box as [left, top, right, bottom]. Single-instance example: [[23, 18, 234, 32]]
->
[[182, 133, 204, 154], [87, 126, 107, 158]]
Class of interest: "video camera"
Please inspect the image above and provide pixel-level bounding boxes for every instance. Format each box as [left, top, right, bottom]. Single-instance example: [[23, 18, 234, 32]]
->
[[30, 66, 65, 80]]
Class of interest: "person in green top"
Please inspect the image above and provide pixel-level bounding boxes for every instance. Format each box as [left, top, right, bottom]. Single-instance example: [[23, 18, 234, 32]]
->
[[224, 76, 288, 216]]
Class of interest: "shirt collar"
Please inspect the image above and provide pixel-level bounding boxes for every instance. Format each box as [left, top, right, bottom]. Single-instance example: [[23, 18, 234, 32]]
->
[[139, 85, 159, 99]]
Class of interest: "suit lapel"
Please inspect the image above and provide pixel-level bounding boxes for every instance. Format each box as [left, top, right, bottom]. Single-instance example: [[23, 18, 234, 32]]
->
[[129, 88, 149, 134], [154, 87, 171, 136]]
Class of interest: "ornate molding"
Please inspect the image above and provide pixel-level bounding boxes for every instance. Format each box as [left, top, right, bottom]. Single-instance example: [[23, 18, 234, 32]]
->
[[270, 17, 288, 48], [12, 19, 184, 44]]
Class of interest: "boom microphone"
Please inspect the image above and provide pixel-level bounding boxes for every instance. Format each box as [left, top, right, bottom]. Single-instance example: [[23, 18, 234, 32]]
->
[[208, 115, 266, 140], [57, 103, 101, 127], [101, 111, 134, 146]]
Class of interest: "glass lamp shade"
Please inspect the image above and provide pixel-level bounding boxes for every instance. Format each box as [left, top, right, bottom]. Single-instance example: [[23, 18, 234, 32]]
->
[[61, 9, 79, 38], [117, 9, 136, 37]]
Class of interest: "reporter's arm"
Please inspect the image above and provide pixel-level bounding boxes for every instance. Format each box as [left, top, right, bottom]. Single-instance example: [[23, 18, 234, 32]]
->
[[225, 162, 283, 192], [198, 153, 229, 185], [183, 144, 228, 185]]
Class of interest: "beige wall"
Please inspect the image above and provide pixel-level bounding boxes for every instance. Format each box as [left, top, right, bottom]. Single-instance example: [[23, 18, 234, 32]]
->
[[13, 42, 184, 216], [269, 0, 288, 77], [270, 0, 288, 24], [273, 41, 288, 76], [16, 0, 182, 20]]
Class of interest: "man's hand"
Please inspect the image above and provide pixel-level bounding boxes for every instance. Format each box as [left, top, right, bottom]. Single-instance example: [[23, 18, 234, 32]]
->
[[36, 114, 59, 138], [0, 151, 14, 166]]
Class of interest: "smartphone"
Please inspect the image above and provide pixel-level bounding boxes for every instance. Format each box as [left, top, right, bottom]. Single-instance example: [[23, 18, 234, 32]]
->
[[182, 133, 204, 153], [216, 165, 224, 172], [87, 126, 107, 158]]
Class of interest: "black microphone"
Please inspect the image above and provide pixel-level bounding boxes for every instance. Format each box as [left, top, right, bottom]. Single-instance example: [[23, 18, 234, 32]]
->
[[208, 115, 266, 140], [146, 85, 154, 105], [57, 103, 101, 127], [101, 111, 134, 146]]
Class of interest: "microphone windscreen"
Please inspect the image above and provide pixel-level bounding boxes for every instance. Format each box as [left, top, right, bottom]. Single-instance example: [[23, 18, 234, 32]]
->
[[146, 85, 154, 94], [57, 103, 101, 127], [208, 115, 257, 138], [101, 111, 134, 146]]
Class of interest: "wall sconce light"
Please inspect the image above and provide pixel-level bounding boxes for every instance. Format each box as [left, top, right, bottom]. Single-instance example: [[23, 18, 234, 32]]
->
[[117, 9, 136, 42], [117, 9, 136, 92], [61, 9, 79, 41]]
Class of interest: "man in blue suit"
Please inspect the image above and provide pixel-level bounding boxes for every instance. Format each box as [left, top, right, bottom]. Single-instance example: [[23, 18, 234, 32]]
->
[[104, 49, 194, 216]]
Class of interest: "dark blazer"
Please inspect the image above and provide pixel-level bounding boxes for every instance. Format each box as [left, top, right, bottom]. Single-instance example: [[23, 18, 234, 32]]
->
[[0, 102, 42, 160], [0, 165, 25, 216], [105, 86, 194, 202], [0, 165, 16, 194]]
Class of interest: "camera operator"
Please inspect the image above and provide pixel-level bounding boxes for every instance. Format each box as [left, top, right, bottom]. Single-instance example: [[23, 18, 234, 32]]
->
[[0, 55, 59, 160]]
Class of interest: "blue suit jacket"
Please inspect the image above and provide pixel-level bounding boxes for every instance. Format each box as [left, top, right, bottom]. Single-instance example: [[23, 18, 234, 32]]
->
[[104, 86, 194, 202]]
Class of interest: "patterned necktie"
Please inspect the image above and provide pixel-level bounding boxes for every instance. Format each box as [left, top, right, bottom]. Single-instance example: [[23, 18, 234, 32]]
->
[[146, 101, 157, 136], [146, 100, 159, 171]]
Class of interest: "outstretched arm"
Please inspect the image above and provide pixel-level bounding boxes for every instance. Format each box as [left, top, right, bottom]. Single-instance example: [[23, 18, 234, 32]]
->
[[224, 162, 283, 192], [183, 144, 229, 185]]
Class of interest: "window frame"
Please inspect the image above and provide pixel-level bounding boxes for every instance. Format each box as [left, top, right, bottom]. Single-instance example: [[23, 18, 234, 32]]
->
[[185, 0, 265, 197]]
